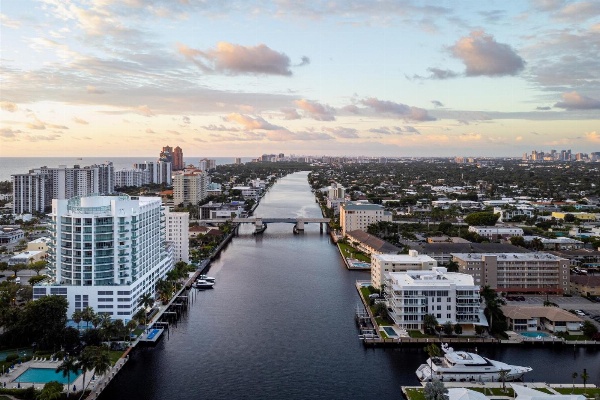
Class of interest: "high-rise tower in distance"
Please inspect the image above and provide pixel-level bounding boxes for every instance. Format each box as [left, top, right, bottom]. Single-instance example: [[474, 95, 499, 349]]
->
[[173, 146, 184, 170]]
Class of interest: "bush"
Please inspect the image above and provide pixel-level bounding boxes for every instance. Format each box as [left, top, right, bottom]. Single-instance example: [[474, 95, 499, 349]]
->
[[5, 353, 18, 363]]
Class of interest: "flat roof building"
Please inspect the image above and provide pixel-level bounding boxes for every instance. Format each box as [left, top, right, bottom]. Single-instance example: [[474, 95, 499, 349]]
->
[[371, 250, 437, 288], [340, 201, 392, 236]]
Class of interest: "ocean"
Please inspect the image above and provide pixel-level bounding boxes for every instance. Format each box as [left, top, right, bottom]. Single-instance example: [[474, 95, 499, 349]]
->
[[0, 157, 253, 182]]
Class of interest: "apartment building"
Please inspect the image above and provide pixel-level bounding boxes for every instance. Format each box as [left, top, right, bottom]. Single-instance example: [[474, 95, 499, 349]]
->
[[133, 161, 172, 185], [114, 169, 151, 187], [173, 170, 208, 206], [340, 201, 392, 236], [371, 250, 437, 289], [165, 210, 189, 263], [33, 194, 174, 321], [451, 252, 570, 294], [385, 267, 485, 331], [12, 163, 114, 214]]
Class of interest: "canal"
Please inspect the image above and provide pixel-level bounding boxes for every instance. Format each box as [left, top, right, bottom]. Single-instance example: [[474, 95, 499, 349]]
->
[[101, 171, 600, 399]]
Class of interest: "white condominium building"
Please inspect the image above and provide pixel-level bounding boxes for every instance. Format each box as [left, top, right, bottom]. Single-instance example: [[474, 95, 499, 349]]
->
[[468, 226, 524, 240], [371, 250, 437, 289], [340, 201, 392, 236], [115, 169, 151, 187], [133, 161, 172, 185], [385, 267, 486, 330], [451, 252, 570, 294], [34, 194, 174, 321], [165, 210, 189, 263], [173, 170, 209, 206]]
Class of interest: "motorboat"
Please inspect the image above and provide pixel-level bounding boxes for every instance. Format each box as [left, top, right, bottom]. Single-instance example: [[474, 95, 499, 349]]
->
[[194, 279, 214, 289], [416, 343, 532, 382], [199, 274, 216, 283]]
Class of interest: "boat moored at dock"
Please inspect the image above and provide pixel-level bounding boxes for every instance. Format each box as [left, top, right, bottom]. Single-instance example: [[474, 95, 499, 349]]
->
[[194, 279, 215, 289], [416, 343, 532, 382]]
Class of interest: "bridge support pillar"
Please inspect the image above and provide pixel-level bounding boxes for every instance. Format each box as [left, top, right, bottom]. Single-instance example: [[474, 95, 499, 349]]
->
[[295, 220, 305, 231], [320, 223, 323, 233]]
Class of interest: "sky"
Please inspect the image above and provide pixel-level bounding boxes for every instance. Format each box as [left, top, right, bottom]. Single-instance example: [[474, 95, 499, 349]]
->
[[1, 0, 599, 158]]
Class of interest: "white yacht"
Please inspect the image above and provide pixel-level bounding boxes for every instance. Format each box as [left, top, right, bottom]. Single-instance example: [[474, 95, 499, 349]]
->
[[199, 274, 216, 283], [194, 279, 215, 289], [416, 343, 532, 382]]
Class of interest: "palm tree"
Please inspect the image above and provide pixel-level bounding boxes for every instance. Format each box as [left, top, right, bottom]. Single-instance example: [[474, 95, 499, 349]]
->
[[138, 292, 154, 311], [571, 372, 578, 393], [423, 314, 438, 335], [134, 308, 148, 328], [71, 310, 83, 331], [76, 347, 97, 398], [37, 381, 63, 400], [581, 369, 589, 393], [81, 306, 95, 329], [126, 320, 138, 342], [498, 370, 509, 392], [91, 345, 112, 379], [56, 356, 79, 398]]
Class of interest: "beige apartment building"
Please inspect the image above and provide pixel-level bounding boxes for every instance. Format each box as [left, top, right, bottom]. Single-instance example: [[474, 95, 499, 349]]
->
[[451, 253, 570, 294], [340, 201, 392, 236]]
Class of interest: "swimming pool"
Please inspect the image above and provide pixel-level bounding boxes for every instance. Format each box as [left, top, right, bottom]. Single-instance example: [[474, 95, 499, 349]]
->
[[17, 367, 82, 384], [520, 331, 550, 338], [147, 329, 160, 340], [382, 326, 398, 337]]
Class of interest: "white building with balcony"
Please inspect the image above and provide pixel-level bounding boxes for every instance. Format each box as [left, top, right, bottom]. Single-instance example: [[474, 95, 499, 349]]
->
[[33, 194, 174, 321], [371, 250, 437, 289], [340, 201, 392, 236], [385, 267, 486, 331], [165, 210, 189, 263]]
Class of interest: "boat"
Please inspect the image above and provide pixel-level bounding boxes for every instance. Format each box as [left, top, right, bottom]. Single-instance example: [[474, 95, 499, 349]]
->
[[199, 274, 215, 283], [194, 279, 214, 289], [416, 343, 532, 382]]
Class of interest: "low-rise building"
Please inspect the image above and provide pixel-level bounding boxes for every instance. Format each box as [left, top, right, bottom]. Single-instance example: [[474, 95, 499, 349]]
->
[[523, 236, 584, 251], [501, 305, 582, 333], [569, 275, 600, 297], [0, 226, 25, 244], [340, 201, 392, 236], [9, 250, 45, 266], [468, 226, 524, 240], [371, 250, 437, 288], [551, 212, 598, 222], [452, 252, 570, 294], [385, 267, 486, 331], [346, 230, 401, 258], [26, 237, 51, 254]]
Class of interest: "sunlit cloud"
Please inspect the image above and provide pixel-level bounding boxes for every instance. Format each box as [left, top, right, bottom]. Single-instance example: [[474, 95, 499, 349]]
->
[[361, 97, 435, 121], [554, 91, 600, 110], [451, 31, 525, 76], [294, 99, 336, 121], [586, 131, 600, 143], [1, 101, 18, 112], [73, 117, 89, 124]]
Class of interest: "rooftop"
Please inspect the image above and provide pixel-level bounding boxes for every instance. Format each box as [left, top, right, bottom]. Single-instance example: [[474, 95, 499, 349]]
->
[[341, 201, 385, 211], [501, 305, 582, 322], [451, 252, 566, 262], [346, 230, 401, 254]]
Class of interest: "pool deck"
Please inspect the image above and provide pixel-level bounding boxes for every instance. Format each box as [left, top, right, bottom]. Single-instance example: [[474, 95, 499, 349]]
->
[[0, 358, 90, 392]]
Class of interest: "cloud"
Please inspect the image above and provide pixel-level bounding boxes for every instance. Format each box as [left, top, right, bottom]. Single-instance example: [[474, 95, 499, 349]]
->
[[73, 117, 89, 124], [368, 126, 421, 135], [556, 1, 600, 21], [361, 97, 435, 121], [323, 127, 359, 138], [536, 106, 551, 111], [0, 128, 21, 138], [586, 131, 600, 142], [296, 56, 310, 67], [0, 13, 21, 29], [431, 100, 444, 107], [459, 132, 483, 141], [182, 116, 191, 124], [451, 31, 525, 76], [202, 124, 240, 132], [294, 99, 336, 121], [26, 118, 68, 130], [554, 91, 600, 110], [281, 107, 302, 120], [178, 42, 305, 76], [145, 128, 156, 133], [87, 85, 106, 94], [424, 68, 459, 80], [223, 113, 282, 130], [342, 104, 360, 114], [1, 101, 18, 112], [134, 105, 154, 116]]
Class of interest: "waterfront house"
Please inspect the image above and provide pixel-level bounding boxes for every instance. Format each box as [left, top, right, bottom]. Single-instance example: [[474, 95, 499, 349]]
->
[[501, 305, 583, 333], [346, 230, 401, 258]]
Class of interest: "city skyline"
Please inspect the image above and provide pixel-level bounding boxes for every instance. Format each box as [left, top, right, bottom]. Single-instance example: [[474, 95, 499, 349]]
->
[[1, 1, 599, 157]]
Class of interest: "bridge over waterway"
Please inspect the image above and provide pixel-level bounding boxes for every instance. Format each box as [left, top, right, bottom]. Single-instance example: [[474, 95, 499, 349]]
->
[[232, 217, 330, 234]]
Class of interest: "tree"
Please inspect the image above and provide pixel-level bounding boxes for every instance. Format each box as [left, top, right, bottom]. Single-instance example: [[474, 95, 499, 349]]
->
[[581, 369, 589, 392], [37, 381, 64, 400], [76, 346, 97, 397], [564, 213, 576, 223], [423, 314, 438, 335], [81, 306, 95, 329], [571, 372, 578, 394], [8, 263, 26, 278], [509, 236, 525, 247], [464, 212, 499, 227], [581, 321, 598, 338], [30, 260, 47, 276], [424, 380, 449, 400], [90, 345, 112, 378], [138, 292, 154, 311], [498, 370, 509, 392], [56, 356, 79, 398], [19, 295, 68, 350], [481, 286, 507, 334], [454, 324, 462, 335], [446, 260, 459, 273], [443, 321, 453, 336], [72, 310, 83, 331]]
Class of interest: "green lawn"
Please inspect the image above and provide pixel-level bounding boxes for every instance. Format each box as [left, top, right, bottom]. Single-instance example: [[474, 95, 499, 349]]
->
[[554, 388, 600, 396], [469, 387, 514, 396], [338, 242, 370, 263], [109, 350, 125, 366], [408, 330, 436, 338], [405, 388, 426, 400]]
